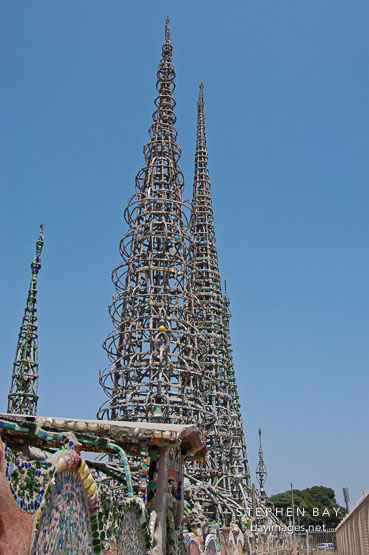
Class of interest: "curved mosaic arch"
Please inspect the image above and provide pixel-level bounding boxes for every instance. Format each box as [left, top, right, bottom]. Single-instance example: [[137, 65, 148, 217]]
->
[[31, 452, 101, 554], [31, 470, 93, 554], [117, 498, 151, 555], [235, 533, 245, 554], [184, 532, 202, 554], [205, 534, 217, 554], [117, 509, 147, 554], [229, 527, 245, 555], [219, 531, 227, 555]]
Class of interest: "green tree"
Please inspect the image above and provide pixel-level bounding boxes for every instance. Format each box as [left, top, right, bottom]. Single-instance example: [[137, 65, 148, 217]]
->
[[269, 486, 346, 528]]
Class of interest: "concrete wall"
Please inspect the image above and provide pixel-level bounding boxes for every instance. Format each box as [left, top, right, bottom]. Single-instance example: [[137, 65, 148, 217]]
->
[[0, 437, 33, 555]]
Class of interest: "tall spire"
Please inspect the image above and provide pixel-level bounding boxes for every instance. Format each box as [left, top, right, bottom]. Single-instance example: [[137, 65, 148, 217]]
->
[[189, 83, 251, 504], [97, 20, 210, 427], [222, 281, 251, 494], [8, 225, 44, 415], [190, 82, 229, 487], [256, 427, 267, 502]]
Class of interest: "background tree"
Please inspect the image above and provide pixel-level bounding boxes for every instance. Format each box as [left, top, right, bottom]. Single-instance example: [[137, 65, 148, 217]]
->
[[269, 486, 347, 528]]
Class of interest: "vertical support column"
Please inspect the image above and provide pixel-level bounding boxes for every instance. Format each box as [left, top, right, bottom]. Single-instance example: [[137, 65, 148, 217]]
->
[[151, 446, 169, 554], [176, 452, 185, 528]]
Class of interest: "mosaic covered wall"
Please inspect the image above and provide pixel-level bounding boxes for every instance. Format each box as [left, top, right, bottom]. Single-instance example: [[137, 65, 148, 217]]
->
[[117, 509, 147, 554], [0, 414, 293, 554], [1, 443, 150, 555]]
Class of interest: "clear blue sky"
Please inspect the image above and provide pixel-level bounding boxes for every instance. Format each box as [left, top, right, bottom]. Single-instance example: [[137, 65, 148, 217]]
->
[[1, 1, 368, 508]]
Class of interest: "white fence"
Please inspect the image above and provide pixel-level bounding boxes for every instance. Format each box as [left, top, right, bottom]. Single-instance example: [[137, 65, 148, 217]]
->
[[335, 490, 369, 555]]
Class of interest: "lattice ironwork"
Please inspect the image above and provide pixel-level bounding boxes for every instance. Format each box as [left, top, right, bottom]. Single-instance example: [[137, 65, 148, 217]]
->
[[223, 282, 251, 496], [97, 18, 210, 427], [256, 427, 267, 502], [8, 224, 44, 415], [189, 84, 250, 500], [189, 83, 232, 488]]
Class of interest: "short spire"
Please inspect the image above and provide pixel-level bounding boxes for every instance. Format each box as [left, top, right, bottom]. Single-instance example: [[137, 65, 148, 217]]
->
[[256, 428, 268, 501], [165, 15, 170, 42], [8, 225, 45, 415]]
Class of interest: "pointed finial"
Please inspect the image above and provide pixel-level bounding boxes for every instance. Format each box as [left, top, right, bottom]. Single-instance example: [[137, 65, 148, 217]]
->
[[259, 428, 262, 446], [223, 280, 230, 308], [31, 224, 44, 276], [38, 224, 44, 247], [198, 81, 204, 107], [165, 15, 170, 41]]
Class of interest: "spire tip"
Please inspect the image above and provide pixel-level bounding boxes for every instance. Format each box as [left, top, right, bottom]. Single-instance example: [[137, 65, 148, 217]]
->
[[198, 81, 204, 107], [165, 15, 170, 41]]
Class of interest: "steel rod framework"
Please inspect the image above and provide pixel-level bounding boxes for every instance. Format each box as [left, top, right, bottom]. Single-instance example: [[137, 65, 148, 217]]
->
[[223, 282, 251, 494], [8, 224, 44, 416], [189, 84, 250, 498], [97, 18, 212, 428], [97, 21, 254, 528], [189, 83, 234, 488], [256, 427, 267, 502]]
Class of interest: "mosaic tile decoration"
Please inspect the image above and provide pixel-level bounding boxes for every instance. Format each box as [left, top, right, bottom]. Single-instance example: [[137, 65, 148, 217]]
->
[[117, 509, 146, 554], [229, 527, 244, 554], [4, 444, 55, 513], [183, 532, 202, 554], [31, 469, 93, 554], [166, 506, 177, 554], [229, 530, 236, 548], [219, 531, 227, 553], [205, 535, 217, 554]]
